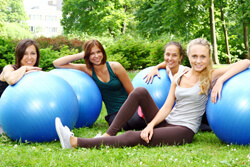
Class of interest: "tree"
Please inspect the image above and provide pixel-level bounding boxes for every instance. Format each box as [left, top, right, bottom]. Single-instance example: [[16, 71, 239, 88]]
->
[[210, 0, 219, 64], [229, 0, 250, 59], [135, 0, 211, 40], [0, 0, 9, 28], [61, 0, 136, 37], [0, 0, 28, 38], [0, 0, 28, 23], [241, 0, 250, 59], [217, 0, 231, 63]]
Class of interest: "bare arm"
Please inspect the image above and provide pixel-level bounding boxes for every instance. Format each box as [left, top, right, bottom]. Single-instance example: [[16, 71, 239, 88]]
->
[[53, 52, 90, 74], [0, 65, 42, 85], [111, 62, 134, 94], [140, 78, 177, 143], [211, 59, 250, 103], [143, 62, 167, 84]]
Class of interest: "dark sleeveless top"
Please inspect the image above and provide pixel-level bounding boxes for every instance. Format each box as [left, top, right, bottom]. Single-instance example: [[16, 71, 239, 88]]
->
[[0, 65, 17, 97], [0, 81, 8, 97], [92, 62, 128, 115]]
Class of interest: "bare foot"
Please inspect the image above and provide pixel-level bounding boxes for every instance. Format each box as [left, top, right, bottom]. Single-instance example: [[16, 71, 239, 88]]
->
[[102, 133, 110, 137], [70, 136, 78, 148]]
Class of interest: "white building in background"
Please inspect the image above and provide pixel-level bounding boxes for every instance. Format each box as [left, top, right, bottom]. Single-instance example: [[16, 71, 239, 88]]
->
[[24, 0, 63, 37]]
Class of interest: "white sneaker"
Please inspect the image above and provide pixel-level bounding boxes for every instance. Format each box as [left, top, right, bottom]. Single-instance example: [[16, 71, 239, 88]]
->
[[55, 117, 74, 149]]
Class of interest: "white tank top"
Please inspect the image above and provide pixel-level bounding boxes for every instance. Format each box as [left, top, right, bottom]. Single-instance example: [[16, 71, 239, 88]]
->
[[166, 71, 208, 133], [168, 65, 186, 81]]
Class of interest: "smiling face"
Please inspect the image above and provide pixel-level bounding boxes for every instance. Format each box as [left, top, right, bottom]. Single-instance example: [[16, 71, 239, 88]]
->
[[188, 44, 210, 72], [20, 45, 37, 67], [89, 45, 104, 66], [83, 39, 107, 69], [164, 45, 183, 70]]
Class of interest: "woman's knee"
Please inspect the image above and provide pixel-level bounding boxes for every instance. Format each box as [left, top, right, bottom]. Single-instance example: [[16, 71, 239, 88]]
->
[[131, 87, 150, 98], [120, 131, 142, 145]]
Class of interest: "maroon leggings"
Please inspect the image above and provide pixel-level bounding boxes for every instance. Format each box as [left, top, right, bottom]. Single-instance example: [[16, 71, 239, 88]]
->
[[77, 87, 194, 148]]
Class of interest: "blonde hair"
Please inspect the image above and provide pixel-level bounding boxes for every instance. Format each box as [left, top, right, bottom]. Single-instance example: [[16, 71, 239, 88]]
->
[[187, 38, 214, 95]]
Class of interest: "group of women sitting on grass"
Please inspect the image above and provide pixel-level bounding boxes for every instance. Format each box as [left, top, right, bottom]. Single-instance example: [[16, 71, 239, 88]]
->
[[0, 38, 249, 149]]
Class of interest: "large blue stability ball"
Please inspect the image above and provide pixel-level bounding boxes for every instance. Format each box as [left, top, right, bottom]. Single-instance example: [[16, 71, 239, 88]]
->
[[50, 69, 102, 128], [206, 68, 250, 145], [132, 67, 171, 109], [0, 72, 79, 143]]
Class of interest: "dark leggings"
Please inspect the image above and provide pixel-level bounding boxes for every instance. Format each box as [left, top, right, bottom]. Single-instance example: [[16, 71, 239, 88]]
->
[[77, 87, 195, 148], [105, 109, 147, 131]]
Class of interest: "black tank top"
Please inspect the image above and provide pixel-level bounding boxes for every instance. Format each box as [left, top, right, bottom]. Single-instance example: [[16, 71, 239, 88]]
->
[[0, 81, 8, 97], [0, 65, 17, 97]]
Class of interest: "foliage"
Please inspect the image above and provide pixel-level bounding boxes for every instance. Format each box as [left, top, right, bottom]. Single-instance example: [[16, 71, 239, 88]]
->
[[39, 45, 79, 71], [0, 0, 8, 28], [106, 35, 152, 70], [134, 0, 249, 63], [0, 38, 17, 70], [106, 34, 191, 70], [135, 0, 210, 40], [35, 36, 85, 52], [213, 0, 249, 62], [0, 36, 83, 72], [0, 0, 29, 39], [2, 0, 28, 23], [1, 22, 31, 40], [61, 0, 136, 37]]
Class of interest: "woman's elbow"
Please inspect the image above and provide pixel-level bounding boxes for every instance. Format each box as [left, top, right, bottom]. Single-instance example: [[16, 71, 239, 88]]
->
[[243, 59, 250, 66], [53, 60, 60, 68], [6, 77, 18, 85]]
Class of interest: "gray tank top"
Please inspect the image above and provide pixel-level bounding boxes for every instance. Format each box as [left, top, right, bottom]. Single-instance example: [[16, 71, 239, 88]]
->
[[166, 71, 208, 133]]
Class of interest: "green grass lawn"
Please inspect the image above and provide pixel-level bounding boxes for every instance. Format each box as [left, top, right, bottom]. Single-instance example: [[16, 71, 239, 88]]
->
[[1, 109, 249, 166], [1, 68, 250, 166]]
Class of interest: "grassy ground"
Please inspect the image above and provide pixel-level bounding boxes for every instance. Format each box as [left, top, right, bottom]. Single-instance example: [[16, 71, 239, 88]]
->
[[1, 67, 250, 166], [1, 109, 250, 166]]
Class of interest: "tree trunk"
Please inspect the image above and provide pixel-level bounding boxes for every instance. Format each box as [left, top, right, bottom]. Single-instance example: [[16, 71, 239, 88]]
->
[[243, 21, 250, 59], [220, 5, 231, 63], [108, 27, 115, 38], [122, 5, 127, 35], [210, 0, 220, 64], [122, 21, 126, 35]]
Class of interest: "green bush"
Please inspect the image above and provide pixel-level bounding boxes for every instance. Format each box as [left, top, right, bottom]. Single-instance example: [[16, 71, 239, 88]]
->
[[106, 35, 152, 70], [39, 45, 80, 71], [146, 39, 166, 67], [0, 34, 247, 72], [0, 37, 83, 72], [0, 38, 17, 71]]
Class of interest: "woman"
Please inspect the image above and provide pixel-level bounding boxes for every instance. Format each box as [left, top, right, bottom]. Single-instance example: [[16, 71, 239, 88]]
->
[[0, 38, 42, 134], [144, 41, 189, 83], [53, 39, 146, 131], [55, 38, 250, 149], [144, 41, 210, 132]]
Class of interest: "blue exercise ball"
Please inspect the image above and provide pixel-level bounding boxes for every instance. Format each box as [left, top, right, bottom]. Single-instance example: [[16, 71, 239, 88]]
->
[[0, 71, 79, 143], [206, 68, 250, 145], [132, 67, 171, 109], [50, 69, 102, 128]]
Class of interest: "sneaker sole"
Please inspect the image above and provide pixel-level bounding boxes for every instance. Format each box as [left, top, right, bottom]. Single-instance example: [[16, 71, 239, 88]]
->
[[55, 117, 66, 148]]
